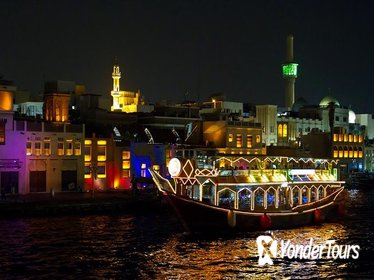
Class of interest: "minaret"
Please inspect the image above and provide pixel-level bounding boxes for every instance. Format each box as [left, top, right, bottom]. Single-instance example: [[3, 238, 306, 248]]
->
[[282, 34, 298, 108], [112, 65, 121, 92], [111, 64, 121, 110]]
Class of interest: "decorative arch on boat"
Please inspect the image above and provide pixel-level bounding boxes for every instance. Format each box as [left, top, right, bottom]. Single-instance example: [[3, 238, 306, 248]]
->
[[290, 185, 301, 206], [301, 185, 309, 204], [217, 187, 236, 209], [237, 188, 252, 210], [200, 178, 217, 205], [318, 185, 325, 199], [253, 187, 265, 209], [310, 185, 317, 202], [265, 186, 278, 209]]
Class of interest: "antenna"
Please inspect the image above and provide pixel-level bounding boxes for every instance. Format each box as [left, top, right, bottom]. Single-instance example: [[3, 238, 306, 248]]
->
[[144, 128, 154, 144]]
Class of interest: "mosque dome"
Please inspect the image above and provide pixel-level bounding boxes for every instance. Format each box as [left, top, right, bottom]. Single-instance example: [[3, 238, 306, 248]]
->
[[349, 110, 356, 124], [292, 97, 308, 112], [319, 96, 340, 107]]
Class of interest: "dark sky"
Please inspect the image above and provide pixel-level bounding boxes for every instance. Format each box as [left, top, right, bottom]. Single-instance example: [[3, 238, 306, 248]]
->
[[1, 0, 374, 113]]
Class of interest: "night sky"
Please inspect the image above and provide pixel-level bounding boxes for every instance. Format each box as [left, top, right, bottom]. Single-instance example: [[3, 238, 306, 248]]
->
[[1, 0, 374, 113]]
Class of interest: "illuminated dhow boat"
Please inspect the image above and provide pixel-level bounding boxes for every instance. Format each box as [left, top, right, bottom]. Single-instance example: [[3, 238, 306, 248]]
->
[[149, 156, 346, 232]]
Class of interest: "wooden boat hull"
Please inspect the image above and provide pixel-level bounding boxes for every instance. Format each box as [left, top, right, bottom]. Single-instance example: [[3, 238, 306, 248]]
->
[[162, 191, 343, 232]]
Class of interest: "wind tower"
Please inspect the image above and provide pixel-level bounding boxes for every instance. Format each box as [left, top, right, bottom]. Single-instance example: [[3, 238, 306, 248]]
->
[[282, 34, 298, 109]]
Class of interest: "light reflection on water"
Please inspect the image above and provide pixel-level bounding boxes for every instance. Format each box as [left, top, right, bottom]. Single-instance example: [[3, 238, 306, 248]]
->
[[0, 188, 373, 279]]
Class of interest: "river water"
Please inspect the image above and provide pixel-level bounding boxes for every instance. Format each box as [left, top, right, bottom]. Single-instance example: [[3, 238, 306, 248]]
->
[[0, 188, 373, 279]]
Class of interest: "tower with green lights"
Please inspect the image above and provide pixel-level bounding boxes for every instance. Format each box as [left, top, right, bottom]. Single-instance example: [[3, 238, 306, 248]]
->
[[282, 34, 298, 108]]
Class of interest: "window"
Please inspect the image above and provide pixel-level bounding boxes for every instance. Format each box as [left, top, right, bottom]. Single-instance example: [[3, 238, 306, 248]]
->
[[246, 135, 253, 148], [26, 141, 32, 155], [270, 126, 274, 133], [358, 148, 363, 158], [344, 147, 348, 158], [97, 140, 107, 161], [73, 141, 81, 156], [338, 147, 343, 158], [335, 116, 339, 122], [0, 122, 5, 145], [344, 134, 348, 142], [141, 163, 147, 177], [236, 134, 242, 148], [333, 134, 338, 142], [283, 124, 287, 137], [35, 142, 41, 156], [349, 147, 353, 158], [256, 135, 261, 144], [228, 133, 233, 143], [57, 141, 64, 156], [122, 151, 131, 178], [278, 124, 283, 137], [84, 163, 91, 179], [66, 140, 73, 156], [359, 135, 363, 143], [84, 140, 92, 161], [333, 146, 338, 158], [97, 163, 106, 178], [44, 140, 51, 156], [343, 117, 347, 122]]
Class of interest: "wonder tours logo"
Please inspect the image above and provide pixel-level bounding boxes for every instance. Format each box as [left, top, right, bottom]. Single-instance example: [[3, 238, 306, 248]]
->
[[256, 235, 360, 265]]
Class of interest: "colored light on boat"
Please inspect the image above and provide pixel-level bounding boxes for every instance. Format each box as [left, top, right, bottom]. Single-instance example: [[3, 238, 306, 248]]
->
[[168, 158, 182, 177], [281, 182, 288, 187], [290, 169, 316, 175], [260, 213, 272, 230]]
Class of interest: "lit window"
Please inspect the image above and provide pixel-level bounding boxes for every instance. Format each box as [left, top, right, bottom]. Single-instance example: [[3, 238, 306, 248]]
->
[[0, 121, 5, 145], [353, 148, 358, 158], [74, 141, 81, 156], [97, 140, 107, 161], [338, 147, 343, 158], [358, 148, 363, 158], [348, 134, 353, 142], [333, 146, 338, 158], [344, 134, 348, 142], [236, 134, 242, 148], [349, 147, 353, 158], [141, 163, 147, 177], [66, 140, 73, 156], [122, 150, 131, 177], [35, 142, 42, 156], [84, 163, 91, 179], [333, 134, 338, 142], [44, 140, 51, 156], [256, 135, 261, 144], [84, 145, 91, 162], [339, 134, 343, 142], [228, 134, 233, 143], [57, 141, 64, 156], [343, 147, 348, 158], [354, 135, 358, 143], [97, 163, 106, 178], [246, 135, 252, 148], [278, 124, 283, 138], [283, 124, 287, 138], [26, 141, 32, 155], [359, 135, 363, 143]]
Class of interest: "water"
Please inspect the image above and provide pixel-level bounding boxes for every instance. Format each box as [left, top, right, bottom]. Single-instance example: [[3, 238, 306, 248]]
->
[[0, 188, 373, 279]]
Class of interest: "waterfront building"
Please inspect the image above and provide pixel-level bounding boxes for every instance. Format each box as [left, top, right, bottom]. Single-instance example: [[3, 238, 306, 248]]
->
[[255, 105, 277, 146]]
